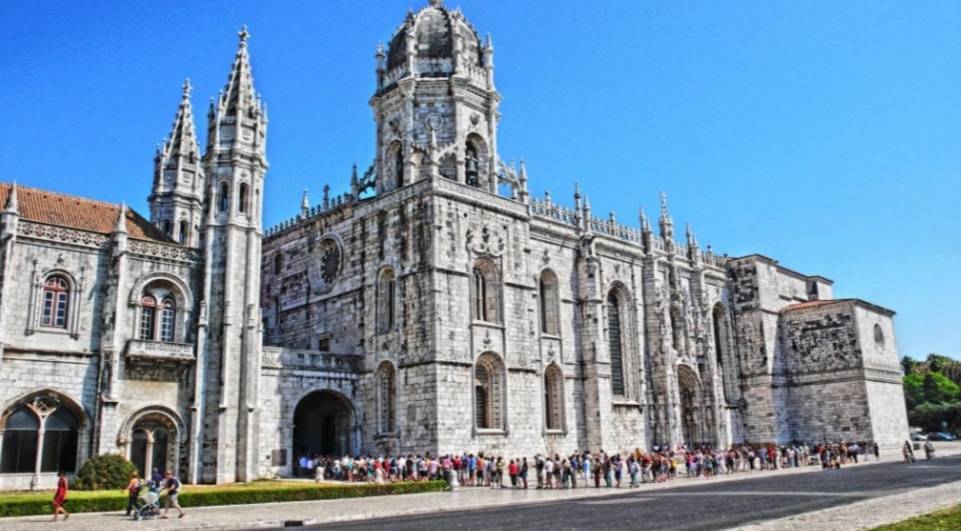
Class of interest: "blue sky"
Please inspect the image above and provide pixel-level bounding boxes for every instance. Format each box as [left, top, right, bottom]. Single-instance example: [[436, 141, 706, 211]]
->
[[1, 1, 959, 359]]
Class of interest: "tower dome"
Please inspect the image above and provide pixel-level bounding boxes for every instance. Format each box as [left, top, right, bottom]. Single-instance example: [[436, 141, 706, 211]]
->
[[385, 0, 485, 75]]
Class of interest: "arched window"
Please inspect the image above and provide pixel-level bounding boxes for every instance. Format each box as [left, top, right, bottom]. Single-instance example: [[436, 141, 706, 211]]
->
[[0, 407, 39, 473], [238, 183, 249, 214], [465, 143, 480, 187], [178, 220, 188, 245], [159, 298, 176, 342], [273, 253, 284, 275], [137, 280, 183, 343], [41, 275, 70, 329], [139, 295, 157, 340], [471, 260, 499, 323], [1, 398, 79, 475], [474, 353, 505, 430], [218, 183, 230, 212], [394, 147, 404, 188], [712, 304, 728, 368], [539, 270, 560, 336], [161, 220, 172, 236], [544, 364, 564, 431], [607, 290, 625, 396], [377, 268, 396, 333], [376, 363, 396, 433], [41, 407, 78, 473]]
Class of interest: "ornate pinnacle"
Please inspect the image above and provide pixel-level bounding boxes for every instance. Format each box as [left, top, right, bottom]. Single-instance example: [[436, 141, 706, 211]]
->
[[238, 25, 250, 45], [301, 188, 310, 215], [5, 182, 18, 214], [182, 78, 192, 98], [114, 203, 128, 234], [659, 191, 669, 219], [428, 0, 443, 7]]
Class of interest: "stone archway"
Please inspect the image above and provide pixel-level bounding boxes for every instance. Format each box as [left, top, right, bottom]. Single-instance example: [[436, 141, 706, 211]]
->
[[119, 408, 183, 479], [677, 364, 702, 447], [293, 391, 353, 464]]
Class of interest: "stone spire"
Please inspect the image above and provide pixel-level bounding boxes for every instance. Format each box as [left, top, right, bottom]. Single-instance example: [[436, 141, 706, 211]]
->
[[639, 205, 650, 233], [659, 192, 674, 241], [149, 80, 204, 245], [162, 79, 200, 163], [207, 25, 267, 157]]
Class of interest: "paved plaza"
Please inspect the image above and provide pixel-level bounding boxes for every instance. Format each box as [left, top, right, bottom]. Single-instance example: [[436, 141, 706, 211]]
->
[[2, 444, 959, 530]]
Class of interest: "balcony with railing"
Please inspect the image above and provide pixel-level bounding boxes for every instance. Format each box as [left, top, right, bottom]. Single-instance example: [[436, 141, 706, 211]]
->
[[125, 339, 195, 363]]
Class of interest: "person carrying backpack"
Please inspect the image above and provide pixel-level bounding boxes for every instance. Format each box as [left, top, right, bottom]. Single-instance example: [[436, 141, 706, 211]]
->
[[125, 472, 143, 516], [160, 470, 185, 519]]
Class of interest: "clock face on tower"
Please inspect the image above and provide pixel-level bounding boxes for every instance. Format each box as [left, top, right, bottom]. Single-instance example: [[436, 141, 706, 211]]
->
[[309, 237, 342, 295]]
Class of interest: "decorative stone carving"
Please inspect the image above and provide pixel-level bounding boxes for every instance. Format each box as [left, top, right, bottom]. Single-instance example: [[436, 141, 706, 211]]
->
[[466, 225, 505, 257]]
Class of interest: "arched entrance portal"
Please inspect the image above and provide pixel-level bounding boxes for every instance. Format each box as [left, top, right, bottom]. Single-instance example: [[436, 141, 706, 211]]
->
[[293, 391, 353, 461], [677, 365, 701, 446]]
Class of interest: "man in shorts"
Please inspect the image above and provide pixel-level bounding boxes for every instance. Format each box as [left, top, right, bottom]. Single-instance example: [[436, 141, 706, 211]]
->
[[160, 470, 185, 519]]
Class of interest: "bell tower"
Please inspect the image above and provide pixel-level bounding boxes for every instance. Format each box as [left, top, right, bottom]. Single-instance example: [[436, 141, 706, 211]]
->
[[370, 0, 500, 195], [192, 25, 268, 484]]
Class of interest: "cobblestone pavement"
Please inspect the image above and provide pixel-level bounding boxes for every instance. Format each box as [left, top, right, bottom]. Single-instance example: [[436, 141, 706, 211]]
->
[[2, 444, 959, 530]]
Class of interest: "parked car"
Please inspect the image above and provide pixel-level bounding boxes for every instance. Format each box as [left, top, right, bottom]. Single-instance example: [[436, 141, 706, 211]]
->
[[910, 432, 928, 441], [927, 432, 956, 441]]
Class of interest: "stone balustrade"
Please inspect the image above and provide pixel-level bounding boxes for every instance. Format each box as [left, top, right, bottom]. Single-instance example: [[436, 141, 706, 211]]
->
[[126, 339, 196, 362]]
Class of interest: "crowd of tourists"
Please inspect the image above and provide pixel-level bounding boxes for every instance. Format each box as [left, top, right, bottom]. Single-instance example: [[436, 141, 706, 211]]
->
[[295, 441, 882, 487]]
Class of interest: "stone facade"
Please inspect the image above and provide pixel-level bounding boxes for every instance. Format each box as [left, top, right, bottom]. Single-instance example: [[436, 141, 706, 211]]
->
[[0, 0, 908, 490]]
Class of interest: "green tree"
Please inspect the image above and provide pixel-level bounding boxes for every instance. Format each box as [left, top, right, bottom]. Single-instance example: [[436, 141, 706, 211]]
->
[[927, 353, 953, 374], [903, 372, 924, 410], [921, 372, 961, 404], [901, 355, 918, 375]]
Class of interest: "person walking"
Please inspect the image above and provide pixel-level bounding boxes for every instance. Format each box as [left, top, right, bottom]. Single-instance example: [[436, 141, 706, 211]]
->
[[51, 471, 69, 522], [160, 470, 185, 519], [125, 472, 143, 517]]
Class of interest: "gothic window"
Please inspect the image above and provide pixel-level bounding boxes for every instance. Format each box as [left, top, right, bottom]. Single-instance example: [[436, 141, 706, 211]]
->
[[394, 146, 404, 188], [239, 183, 249, 214], [41, 275, 70, 329], [712, 303, 728, 368], [539, 269, 560, 336], [376, 362, 396, 434], [218, 182, 230, 212], [544, 364, 564, 431], [178, 220, 188, 245], [0, 407, 39, 473], [607, 289, 626, 396], [139, 295, 157, 340], [137, 281, 182, 342], [159, 298, 176, 342], [273, 253, 284, 275], [465, 143, 480, 187], [1, 398, 79, 475], [40, 407, 79, 473], [377, 268, 396, 333], [475, 353, 505, 430], [471, 259, 499, 323]]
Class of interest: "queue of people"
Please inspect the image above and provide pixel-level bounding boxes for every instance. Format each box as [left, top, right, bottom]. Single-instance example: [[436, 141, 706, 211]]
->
[[295, 441, 884, 489]]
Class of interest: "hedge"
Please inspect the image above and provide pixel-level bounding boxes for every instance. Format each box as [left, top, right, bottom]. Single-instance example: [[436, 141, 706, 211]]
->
[[0, 480, 447, 518]]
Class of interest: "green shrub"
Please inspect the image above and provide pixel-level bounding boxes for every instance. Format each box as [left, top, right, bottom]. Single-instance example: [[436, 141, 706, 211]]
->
[[0, 480, 446, 518], [73, 453, 138, 491]]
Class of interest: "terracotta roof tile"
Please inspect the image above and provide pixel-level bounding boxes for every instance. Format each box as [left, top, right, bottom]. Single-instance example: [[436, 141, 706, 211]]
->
[[0, 183, 175, 244]]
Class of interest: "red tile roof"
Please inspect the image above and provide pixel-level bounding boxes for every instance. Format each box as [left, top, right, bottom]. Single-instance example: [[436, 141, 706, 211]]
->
[[0, 183, 174, 243]]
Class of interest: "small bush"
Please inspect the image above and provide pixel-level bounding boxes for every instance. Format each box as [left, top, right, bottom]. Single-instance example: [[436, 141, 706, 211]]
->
[[73, 453, 138, 491], [0, 480, 446, 518]]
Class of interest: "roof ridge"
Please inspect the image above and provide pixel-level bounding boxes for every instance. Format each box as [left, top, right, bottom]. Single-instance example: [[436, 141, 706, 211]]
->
[[0, 181, 127, 210]]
